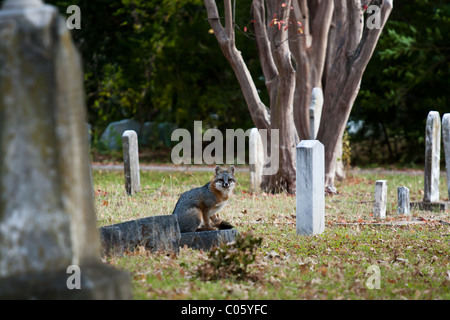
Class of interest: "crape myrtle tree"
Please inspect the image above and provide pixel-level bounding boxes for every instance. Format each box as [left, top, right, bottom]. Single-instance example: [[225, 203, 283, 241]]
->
[[204, 0, 393, 193]]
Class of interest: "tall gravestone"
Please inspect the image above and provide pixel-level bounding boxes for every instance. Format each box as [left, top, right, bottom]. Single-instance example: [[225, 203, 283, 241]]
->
[[373, 180, 387, 219], [249, 128, 264, 192], [296, 140, 325, 236], [442, 114, 450, 199], [122, 130, 141, 196], [412, 111, 449, 211], [423, 111, 441, 203], [0, 0, 130, 299]]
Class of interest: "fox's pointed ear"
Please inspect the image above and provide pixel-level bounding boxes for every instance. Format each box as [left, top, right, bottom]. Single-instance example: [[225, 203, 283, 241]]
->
[[228, 165, 235, 175], [215, 165, 221, 175]]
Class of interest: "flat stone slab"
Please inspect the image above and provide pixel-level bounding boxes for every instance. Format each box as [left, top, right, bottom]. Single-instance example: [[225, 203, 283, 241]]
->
[[410, 201, 450, 211], [99, 215, 180, 254], [179, 229, 239, 251]]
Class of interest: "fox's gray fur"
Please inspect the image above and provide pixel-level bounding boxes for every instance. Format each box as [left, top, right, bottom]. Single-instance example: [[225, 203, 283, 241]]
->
[[172, 165, 236, 233]]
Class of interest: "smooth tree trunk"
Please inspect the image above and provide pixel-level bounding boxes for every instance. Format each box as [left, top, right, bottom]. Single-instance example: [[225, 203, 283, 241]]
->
[[204, 0, 393, 193], [288, 0, 334, 141], [261, 0, 297, 194], [205, 0, 297, 193], [317, 0, 393, 191]]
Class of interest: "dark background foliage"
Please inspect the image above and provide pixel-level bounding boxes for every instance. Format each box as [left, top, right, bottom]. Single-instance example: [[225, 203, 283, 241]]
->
[[1, 0, 448, 166]]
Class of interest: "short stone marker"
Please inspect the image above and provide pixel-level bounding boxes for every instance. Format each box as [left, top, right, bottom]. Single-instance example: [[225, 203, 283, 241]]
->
[[122, 130, 141, 195], [296, 140, 325, 236], [373, 180, 387, 219], [0, 0, 130, 299], [442, 113, 450, 199], [100, 119, 141, 151], [179, 229, 239, 251], [249, 128, 264, 191], [397, 186, 410, 215], [99, 215, 181, 255]]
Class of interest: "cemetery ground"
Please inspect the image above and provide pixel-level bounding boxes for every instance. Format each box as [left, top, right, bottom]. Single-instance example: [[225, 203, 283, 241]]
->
[[93, 167, 450, 300]]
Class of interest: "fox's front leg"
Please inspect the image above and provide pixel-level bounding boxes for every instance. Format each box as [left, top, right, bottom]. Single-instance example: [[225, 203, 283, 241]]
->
[[202, 211, 217, 231], [209, 214, 221, 227]]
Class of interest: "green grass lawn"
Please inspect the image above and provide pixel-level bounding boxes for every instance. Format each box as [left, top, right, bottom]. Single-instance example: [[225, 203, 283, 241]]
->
[[93, 168, 450, 300]]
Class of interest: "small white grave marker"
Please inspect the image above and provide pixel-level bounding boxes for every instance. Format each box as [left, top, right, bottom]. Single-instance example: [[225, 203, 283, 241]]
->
[[397, 186, 410, 215], [249, 128, 264, 191], [309, 87, 323, 140], [296, 140, 325, 236], [373, 180, 387, 219]]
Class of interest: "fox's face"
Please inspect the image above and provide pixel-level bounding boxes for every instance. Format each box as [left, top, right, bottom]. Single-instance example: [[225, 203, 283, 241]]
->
[[213, 165, 236, 192]]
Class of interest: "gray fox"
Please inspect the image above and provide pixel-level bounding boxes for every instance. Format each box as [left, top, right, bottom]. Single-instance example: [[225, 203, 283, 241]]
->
[[172, 165, 236, 233]]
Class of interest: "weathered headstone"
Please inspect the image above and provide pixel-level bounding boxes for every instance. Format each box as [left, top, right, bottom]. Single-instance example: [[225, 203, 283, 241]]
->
[[373, 180, 387, 219], [100, 215, 239, 253], [296, 140, 325, 236], [99, 215, 181, 255], [412, 111, 450, 211], [442, 113, 450, 199], [397, 186, 410, 215], [0, 0, 130, 299], [423, 111, 441, 202], [309, 87, 323, 140], [249, 128, 264, 191], [157, 122, 178, 147], [100, 119, 141, 151], [122, 130, 141, 195], [101, 120, 177, 149]]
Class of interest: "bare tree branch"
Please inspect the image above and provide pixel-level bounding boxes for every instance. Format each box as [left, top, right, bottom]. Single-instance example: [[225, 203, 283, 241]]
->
[[204, 0, 226, 44], [352, 0, 393, 71], [204, 0, 270, 131], [318, 0, 393, 189], [310, 0, 334, 83], [251, 0, 278, 102], [347, 0, 365, 51], [224, 0, 234, 45], [299, 0, 310, 37], [288, 0, 333, 140]]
